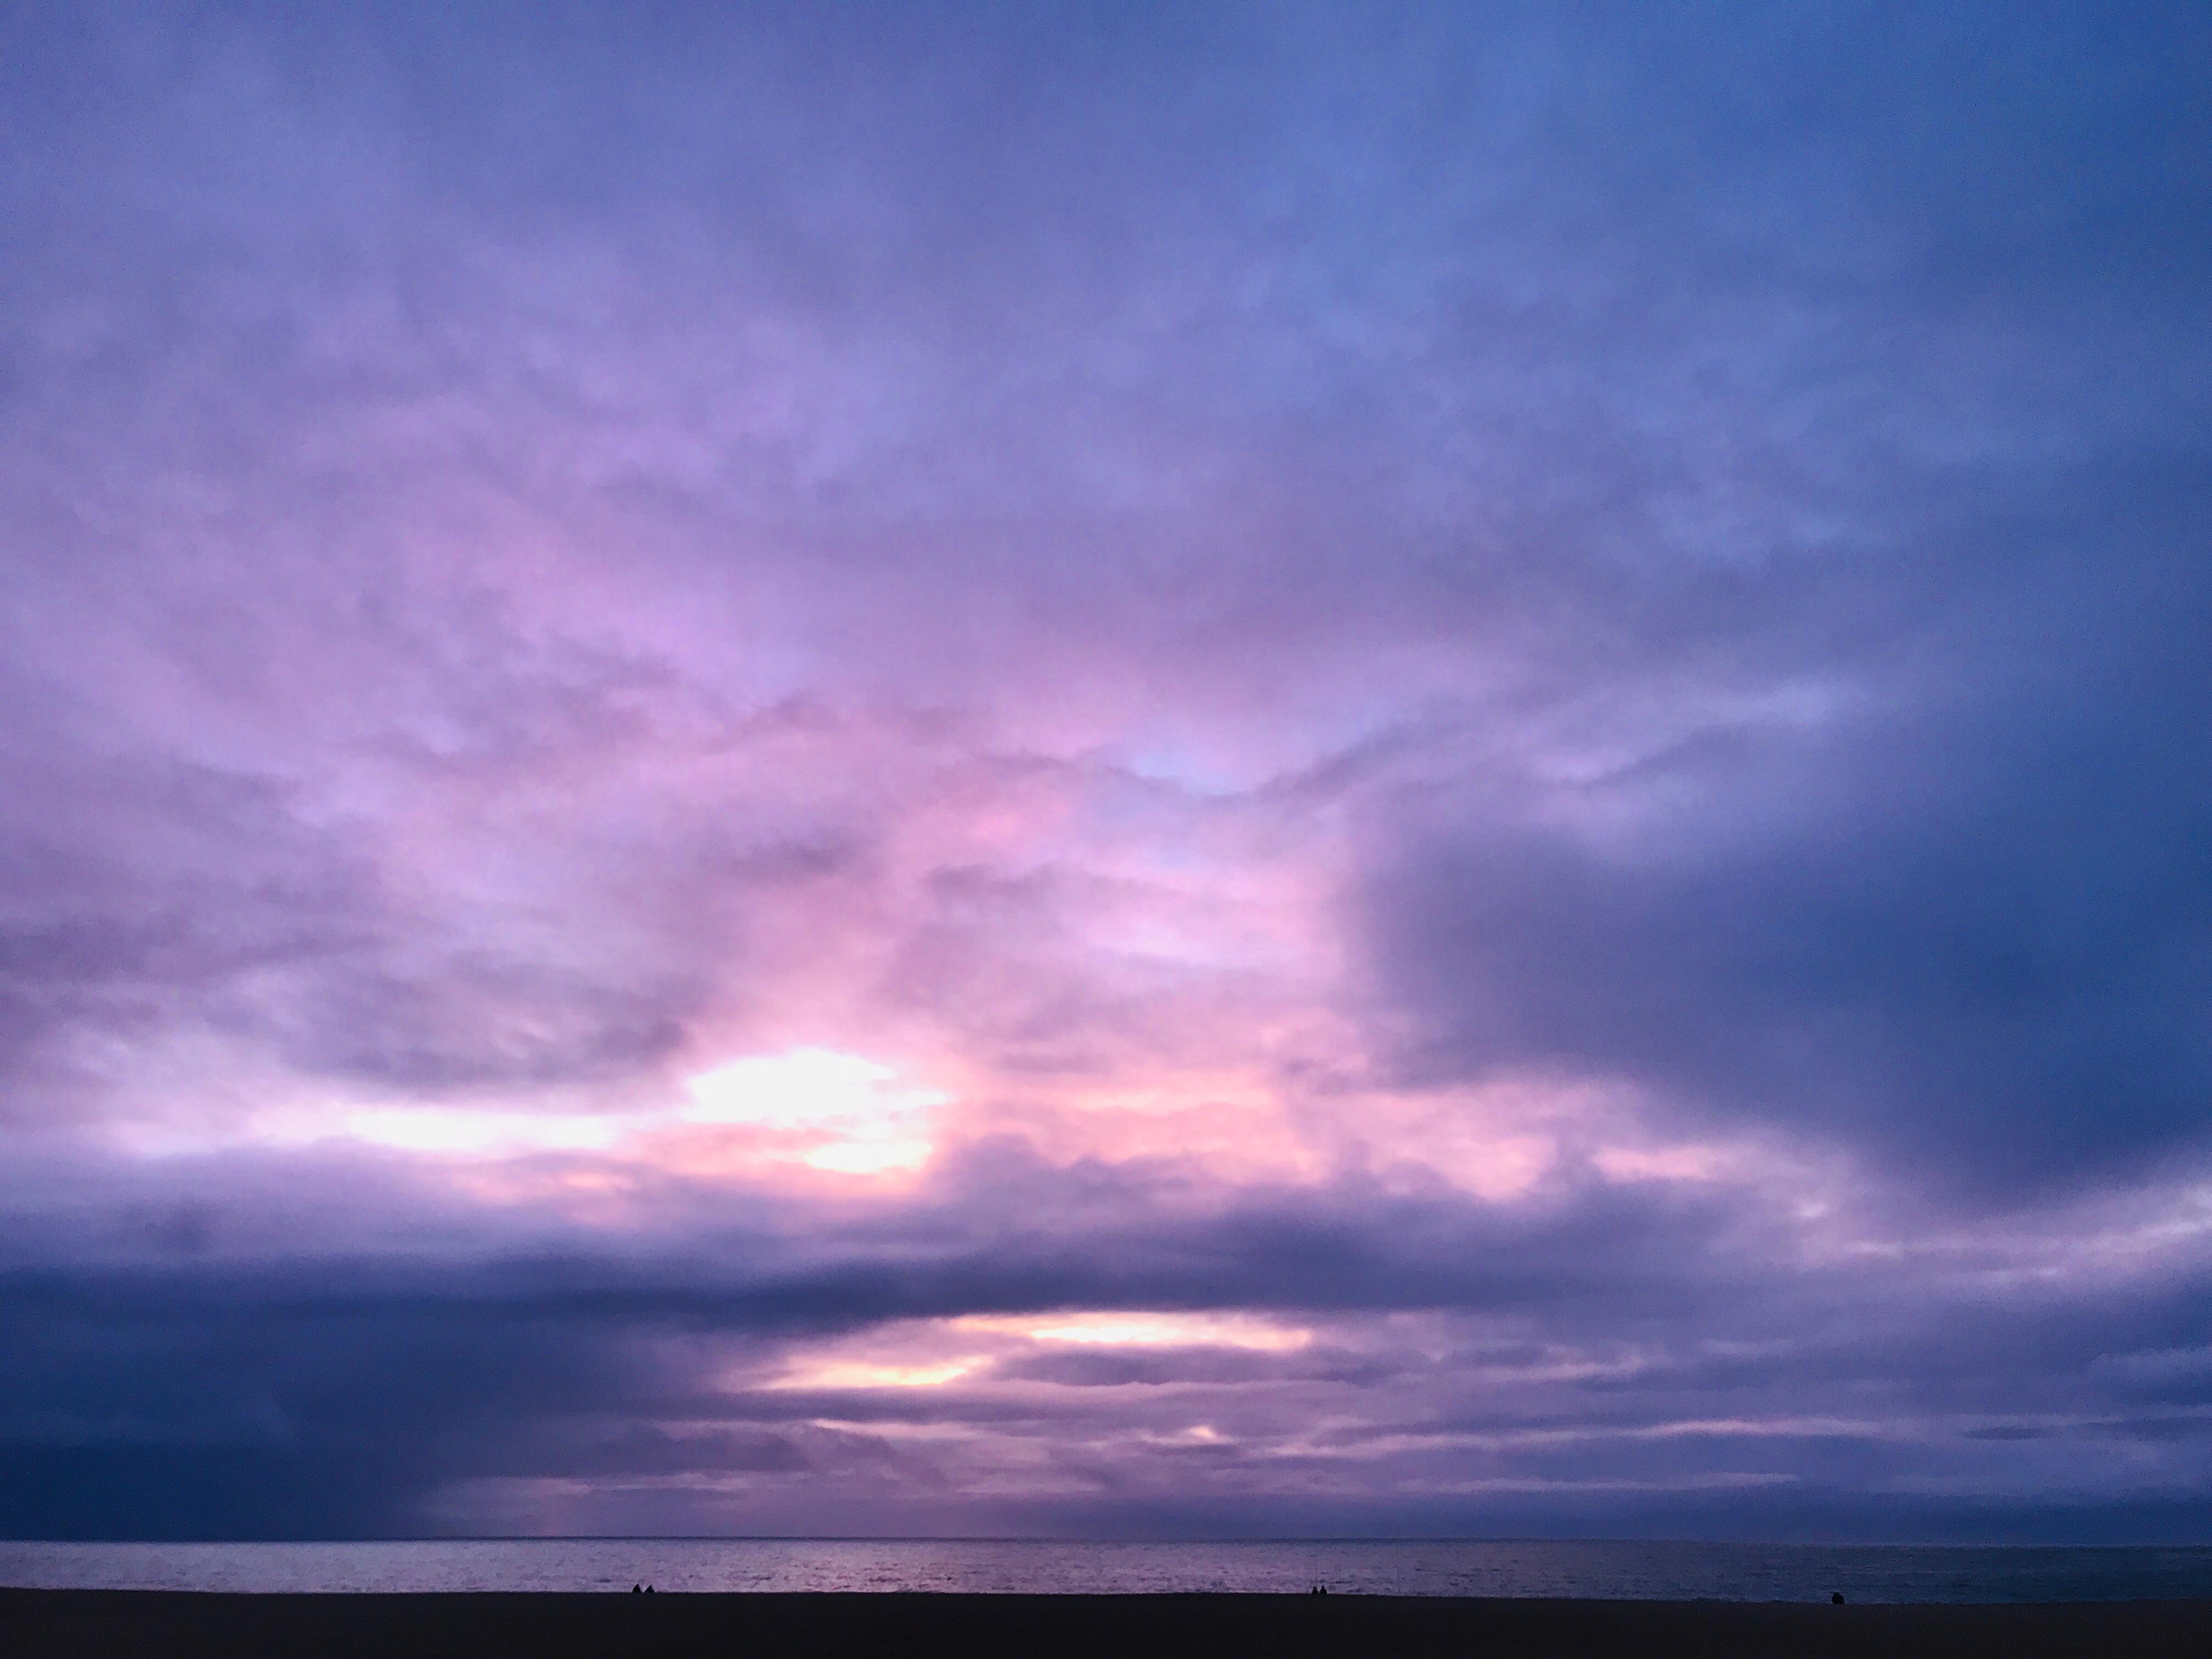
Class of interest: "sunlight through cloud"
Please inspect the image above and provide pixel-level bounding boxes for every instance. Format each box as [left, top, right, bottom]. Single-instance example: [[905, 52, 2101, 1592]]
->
[[681, 1048, 947, 1173], [956, 1311, 1313, 1351]]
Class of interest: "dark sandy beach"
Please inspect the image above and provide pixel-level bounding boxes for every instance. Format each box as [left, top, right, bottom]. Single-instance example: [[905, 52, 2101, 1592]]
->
[[5, 1589, 2209, 1658]]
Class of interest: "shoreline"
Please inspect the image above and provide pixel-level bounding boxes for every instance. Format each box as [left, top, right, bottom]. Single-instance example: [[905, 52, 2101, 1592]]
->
[[7, 1589, 2211, 1657]]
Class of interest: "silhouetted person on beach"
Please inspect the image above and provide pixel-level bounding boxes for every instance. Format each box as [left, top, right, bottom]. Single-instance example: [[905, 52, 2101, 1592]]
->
[[1832, 1592, 1845, 1605], [631, 1584, 641, 1594]]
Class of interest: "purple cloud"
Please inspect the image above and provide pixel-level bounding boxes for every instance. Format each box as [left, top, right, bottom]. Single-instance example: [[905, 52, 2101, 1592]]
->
[[1, 1, 2209, 1540]]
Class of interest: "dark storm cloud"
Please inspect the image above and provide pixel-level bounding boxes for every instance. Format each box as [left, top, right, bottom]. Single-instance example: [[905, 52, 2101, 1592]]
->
[[1368, 454, 2212, 1194], [1334, 0, 2212, 1199], [0, 1143, 1759, 1534], [3, 1150, 2208, 1537]]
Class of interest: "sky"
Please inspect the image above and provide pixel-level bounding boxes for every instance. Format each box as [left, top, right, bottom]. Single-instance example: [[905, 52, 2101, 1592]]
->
[[1, 1, 2209, 1543]]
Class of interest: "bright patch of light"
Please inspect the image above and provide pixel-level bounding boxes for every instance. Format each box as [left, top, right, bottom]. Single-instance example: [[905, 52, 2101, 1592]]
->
[[798, 1138, 933, 1174], [340, 1108, 627, 1156], [771, 1358, 979, 1390], [957, 1311, 1312, 1351], [683, 1048, 945, 1175], [173, 1047, 951, 1182], [684, 1049, 935, 1127]]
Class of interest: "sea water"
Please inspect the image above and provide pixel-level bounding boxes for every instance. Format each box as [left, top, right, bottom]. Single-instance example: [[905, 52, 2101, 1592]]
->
[[3, 1538, 2210, 1601]]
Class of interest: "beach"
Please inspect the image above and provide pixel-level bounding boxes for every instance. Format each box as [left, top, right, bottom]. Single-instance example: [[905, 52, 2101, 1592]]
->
[[5, 1590, 2210, 1657]]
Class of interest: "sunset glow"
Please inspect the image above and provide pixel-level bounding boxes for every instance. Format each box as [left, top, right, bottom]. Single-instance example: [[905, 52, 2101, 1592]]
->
[[681, 1050, 946, 1175], [4, 2, 2208, 1548], [958, 1314, 1314, 1352]]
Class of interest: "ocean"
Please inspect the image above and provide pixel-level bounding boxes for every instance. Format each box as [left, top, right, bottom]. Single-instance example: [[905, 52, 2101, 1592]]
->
[[3, 1538, 2209, 1601]]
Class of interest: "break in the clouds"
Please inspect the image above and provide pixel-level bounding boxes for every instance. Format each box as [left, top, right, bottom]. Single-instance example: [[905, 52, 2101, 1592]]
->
[[2, 1, 2209, 1541]]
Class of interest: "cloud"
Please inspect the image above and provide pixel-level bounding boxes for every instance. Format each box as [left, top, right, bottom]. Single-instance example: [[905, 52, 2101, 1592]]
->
[[0, 1, 2208, 1539], [1365, 455, 2212, 1197], [1, 1133, 2208, 1537]]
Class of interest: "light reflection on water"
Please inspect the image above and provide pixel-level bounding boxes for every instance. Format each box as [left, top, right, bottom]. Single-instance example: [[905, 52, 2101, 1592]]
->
[[3, 1538, 2210, 1602]]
